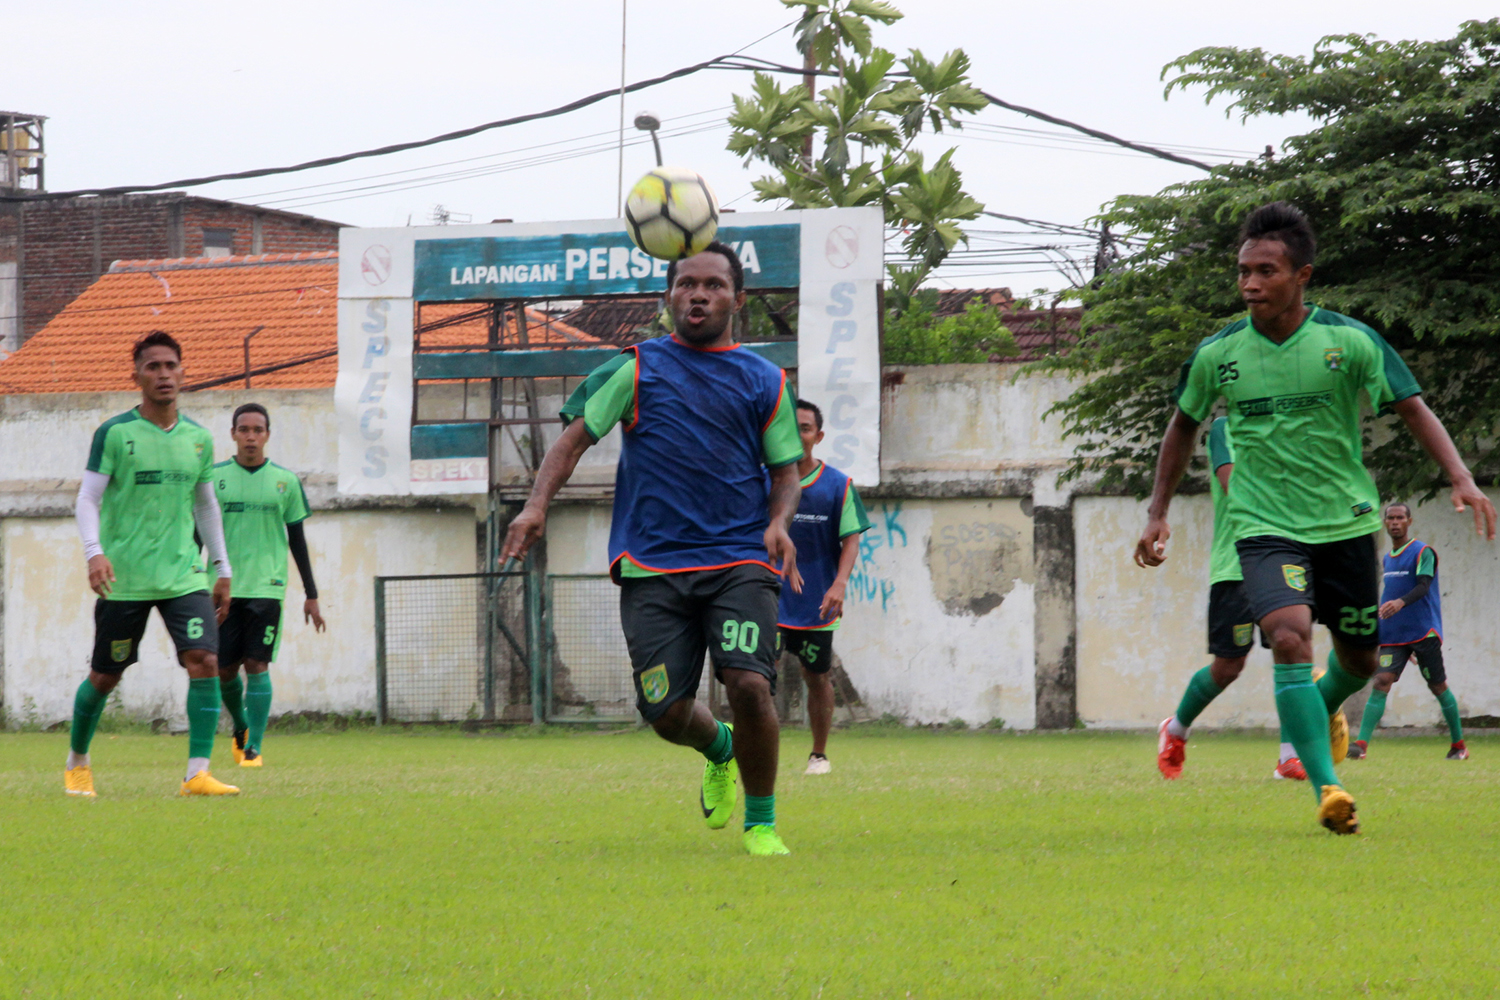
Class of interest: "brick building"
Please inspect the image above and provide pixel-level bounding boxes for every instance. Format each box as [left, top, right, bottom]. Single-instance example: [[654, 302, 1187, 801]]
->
[[0, 192, 342, 352]]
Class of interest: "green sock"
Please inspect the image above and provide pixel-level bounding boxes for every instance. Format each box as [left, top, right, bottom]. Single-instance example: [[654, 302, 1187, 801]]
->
[[700, 720, 734, 765], [1316, 656, 1368, 713], [1437, 689, 1463, 743], [220, 674, 248, 733], [245, 672, 274, 753], [744, 794, 775, 830], [70, 679, 110, 756], [1173, 666, 1222, 728], [186, 677, 220, 760], [1274, 663, 1339, 800], [1358, 689, 1387, 743]]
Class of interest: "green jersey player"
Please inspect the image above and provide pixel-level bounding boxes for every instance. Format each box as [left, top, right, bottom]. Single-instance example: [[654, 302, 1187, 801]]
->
[[69, 331, 240, 798], [1136, 202, 1494, 834], [214, 403, 326, 768]]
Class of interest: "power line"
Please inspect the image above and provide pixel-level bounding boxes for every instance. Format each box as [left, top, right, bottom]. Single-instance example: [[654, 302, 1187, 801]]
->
[[0, 55, 743, 203], [722, 58, 1216, 171], [7, 52, 1218, 205], [228, 107, 731, 202], [255, 119, 729, 212], [975, 89, 1211, 172]]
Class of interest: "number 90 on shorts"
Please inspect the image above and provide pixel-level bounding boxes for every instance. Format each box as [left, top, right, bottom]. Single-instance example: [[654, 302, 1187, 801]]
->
[[618, 565, 782, 722]]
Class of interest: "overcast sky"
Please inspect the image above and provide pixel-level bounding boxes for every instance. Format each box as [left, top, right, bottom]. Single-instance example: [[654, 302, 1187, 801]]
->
[[10, 0, 1491, 293]]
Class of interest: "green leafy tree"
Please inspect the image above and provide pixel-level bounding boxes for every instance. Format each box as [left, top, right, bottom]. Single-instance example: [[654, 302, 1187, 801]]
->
[[1035, 20, 1500, 500], [884, 294, 1016, 365], [726, 0, 988, 287]]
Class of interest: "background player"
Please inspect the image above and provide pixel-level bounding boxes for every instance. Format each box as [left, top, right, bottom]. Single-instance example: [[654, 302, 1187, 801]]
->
[[214, 403, 326, 768], [69, 331, 239, 798], [502, 242, 805, 857], [1136, 202, 1494, 834], [1348, 503, 1467, 760], [778, 399, 871, 775], [1156, 417, 1308, 782]]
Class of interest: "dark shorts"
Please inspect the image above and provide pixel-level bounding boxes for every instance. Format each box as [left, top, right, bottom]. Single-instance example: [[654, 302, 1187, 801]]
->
[[780, 627, 836, 674], [220, 598, 284, 665], [1236, 533, 1382, 648], [1379, 635, 1445, 684], [91, 591, 219, 674], [618, 564, 781, 722], [1207, 580, 1260, 658]]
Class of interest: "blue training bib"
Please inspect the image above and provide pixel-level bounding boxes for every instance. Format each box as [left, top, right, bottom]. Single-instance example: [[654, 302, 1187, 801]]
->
[[778, 462, 854, 629], [1379, 539, 1441, 645], [608, 336, 789, 577]]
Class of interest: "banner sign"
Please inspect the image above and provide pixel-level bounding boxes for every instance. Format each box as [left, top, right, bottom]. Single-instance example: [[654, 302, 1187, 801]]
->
[[413, 224, 799, 301], [337, 208, 882, 495]]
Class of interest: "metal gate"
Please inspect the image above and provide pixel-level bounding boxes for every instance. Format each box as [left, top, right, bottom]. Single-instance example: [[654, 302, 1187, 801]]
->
[[373, 569, 537, 724], [543, 574, 638, 723]]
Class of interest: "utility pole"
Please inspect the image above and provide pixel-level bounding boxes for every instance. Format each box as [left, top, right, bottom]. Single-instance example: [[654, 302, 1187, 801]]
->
[[615, 0, 628, 215], [801, 48, 816, 171]]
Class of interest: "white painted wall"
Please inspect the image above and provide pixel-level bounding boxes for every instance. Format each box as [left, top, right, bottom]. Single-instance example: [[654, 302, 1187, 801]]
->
[[548, 497, 1037, 728], [1076, 492, 1500, 730], [1, 508, 476, 727], [5, 369, 1494, 731]]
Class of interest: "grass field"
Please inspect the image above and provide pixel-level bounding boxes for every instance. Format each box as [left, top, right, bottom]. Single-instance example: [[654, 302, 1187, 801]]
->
[[2, 726, 1495, 998]]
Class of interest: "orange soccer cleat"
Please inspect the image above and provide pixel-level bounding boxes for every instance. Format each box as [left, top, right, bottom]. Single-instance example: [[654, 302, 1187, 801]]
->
[[1157, 718, 1187, 780], [1273, 757, 1308, 781]]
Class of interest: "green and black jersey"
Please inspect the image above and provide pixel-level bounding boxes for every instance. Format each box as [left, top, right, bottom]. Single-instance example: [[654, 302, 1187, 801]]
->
[[213, 459, 312, 600], [86, 408, 216, 601], [1206, 417, 1239, 585], [1175, 306, 1421, 546]]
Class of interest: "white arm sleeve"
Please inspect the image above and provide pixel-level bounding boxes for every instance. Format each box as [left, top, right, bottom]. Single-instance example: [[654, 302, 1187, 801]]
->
[[76, 470, 110, 562], [194, 481, 233, 579]]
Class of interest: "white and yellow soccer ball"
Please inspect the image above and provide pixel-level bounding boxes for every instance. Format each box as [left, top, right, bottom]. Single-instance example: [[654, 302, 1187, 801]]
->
[[624, 166, 719, 260]]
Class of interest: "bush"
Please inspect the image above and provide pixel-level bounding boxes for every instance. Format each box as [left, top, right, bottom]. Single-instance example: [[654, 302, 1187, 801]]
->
[[884, 293, 1016, 365]]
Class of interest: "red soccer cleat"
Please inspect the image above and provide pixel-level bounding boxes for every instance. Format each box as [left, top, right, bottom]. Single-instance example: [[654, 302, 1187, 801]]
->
[[1447, 741, 1469, 761], [1157, 718, 1186, 779], [1273, 757, 1308, 781], [1346, 739, 1367, 760]]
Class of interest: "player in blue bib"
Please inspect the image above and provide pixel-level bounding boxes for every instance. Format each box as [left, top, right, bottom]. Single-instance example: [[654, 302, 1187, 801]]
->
[[503, 243, 805, 857], [777, 399, 872, 775], [1348, 503, 1467, 760]]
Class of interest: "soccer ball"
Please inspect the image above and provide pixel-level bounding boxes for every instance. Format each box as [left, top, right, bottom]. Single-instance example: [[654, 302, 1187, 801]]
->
[[624, 166, 719, 260]]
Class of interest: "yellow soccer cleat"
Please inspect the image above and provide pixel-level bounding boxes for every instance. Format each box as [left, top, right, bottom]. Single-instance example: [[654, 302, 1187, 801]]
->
[[1329, 709, 1349, 765], [229, 728, 247, 765], [240, 748, 263, 768], [1317, 785, 1359, 835], [64, 765, 96, 798], [180, 771, 241, 797]]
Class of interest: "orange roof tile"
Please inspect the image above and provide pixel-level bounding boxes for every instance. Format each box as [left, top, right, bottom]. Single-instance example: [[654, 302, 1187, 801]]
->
[[415, 302, 602, 352], [0, 253, 339, 393], [0, 252, 597, 394]]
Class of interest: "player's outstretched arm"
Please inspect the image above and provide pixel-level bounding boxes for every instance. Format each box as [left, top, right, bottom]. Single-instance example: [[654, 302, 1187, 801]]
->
[[502, 419, 595, 562], [1393, 396, 1497, 540], [766, 462, 803, 594], [76, 470, 114, 597], [1135, 409, 1200, 568]]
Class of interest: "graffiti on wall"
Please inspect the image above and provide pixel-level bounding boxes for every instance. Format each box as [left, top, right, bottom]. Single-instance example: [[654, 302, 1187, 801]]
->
[[848, 502, 907, 611]]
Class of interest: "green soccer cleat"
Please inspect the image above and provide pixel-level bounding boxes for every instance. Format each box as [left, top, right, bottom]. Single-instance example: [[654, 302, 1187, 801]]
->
[[743, 824, 790, 856], [701, 756, 738, 830]]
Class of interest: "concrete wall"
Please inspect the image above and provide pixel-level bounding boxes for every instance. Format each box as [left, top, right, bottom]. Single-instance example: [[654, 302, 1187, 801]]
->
[[1075, 493, 1500, 730], [1, 508, 475, 727], [4, 368, 1494, 731], [0, 388, 481, 727], [548, 496, 1040, 728]]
